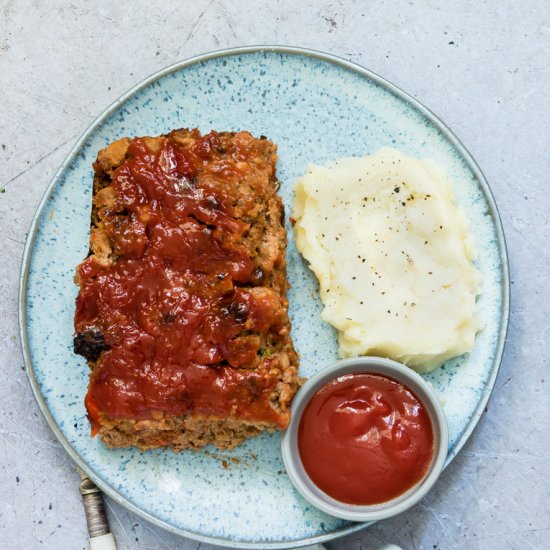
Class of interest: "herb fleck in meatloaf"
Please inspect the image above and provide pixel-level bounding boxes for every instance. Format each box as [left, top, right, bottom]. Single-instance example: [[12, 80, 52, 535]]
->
[[73, 129, 300, 451]]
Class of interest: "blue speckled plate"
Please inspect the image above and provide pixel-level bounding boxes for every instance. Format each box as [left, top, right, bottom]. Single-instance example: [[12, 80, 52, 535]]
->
[[19, 46, 509, 548]]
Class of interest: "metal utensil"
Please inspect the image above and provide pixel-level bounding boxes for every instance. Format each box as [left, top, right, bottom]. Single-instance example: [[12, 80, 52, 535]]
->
[[77, 467, 117, 550]]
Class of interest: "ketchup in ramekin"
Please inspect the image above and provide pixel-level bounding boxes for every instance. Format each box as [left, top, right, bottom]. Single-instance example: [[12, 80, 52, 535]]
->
[[298, 372, 434, 505]]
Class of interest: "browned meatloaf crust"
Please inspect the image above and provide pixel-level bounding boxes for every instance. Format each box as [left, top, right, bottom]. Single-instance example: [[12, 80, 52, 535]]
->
[[73, 129, 300, 451]]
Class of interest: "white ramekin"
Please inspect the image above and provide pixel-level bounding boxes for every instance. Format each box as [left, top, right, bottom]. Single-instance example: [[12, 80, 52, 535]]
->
[[281, 356, 449, 522]]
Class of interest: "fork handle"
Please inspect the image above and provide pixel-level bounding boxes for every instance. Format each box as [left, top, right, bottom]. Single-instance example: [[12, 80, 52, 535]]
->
[[80, 476, 117, 549], [89, 533, 117, 550]]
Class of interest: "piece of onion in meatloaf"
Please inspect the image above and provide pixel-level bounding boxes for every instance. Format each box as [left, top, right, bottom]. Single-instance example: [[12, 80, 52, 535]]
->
[[73, 129, 301, 451]]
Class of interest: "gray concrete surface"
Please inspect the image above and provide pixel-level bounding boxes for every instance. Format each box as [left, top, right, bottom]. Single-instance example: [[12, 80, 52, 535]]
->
[[1, 1, 548, 549]]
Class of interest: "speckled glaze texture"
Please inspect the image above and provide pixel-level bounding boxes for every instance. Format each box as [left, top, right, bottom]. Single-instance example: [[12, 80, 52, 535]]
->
[[20, 48, 508, 548]]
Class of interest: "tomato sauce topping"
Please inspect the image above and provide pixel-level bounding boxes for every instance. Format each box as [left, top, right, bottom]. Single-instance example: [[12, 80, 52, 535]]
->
[[298, 373, 434, 505], [75, 132, 287, 428]]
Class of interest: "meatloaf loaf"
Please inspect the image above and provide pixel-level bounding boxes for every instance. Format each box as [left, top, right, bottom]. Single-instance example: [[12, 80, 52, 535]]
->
[[73, 129, 300, 451]]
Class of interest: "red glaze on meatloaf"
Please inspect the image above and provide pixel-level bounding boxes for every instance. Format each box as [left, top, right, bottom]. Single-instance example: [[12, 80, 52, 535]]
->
[[74, 129, 300, 451]]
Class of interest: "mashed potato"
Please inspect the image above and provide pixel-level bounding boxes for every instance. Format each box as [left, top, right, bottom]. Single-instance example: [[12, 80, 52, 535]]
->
[[292, 148, 482, 372]]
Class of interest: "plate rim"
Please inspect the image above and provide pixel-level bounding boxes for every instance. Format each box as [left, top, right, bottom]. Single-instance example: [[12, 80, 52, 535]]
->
[[18, 44, 510, 549]]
